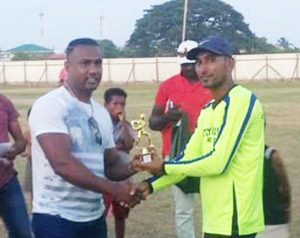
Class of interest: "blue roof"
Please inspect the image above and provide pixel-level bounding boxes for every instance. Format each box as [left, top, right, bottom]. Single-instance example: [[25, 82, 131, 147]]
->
[[6, 44, 53, 53]]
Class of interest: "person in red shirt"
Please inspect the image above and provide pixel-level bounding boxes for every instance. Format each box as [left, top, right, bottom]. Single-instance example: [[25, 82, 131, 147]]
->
[[0, 94, 32, 238], [149, 40, 211, 238], [58, 67, 68, 85]]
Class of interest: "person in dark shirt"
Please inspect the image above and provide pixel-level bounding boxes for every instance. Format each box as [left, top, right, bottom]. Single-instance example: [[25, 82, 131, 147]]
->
[[257, 146, 291, 238]]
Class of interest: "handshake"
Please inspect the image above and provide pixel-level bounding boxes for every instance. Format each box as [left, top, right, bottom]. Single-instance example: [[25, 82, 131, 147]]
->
[[109, 153, 165, 208]]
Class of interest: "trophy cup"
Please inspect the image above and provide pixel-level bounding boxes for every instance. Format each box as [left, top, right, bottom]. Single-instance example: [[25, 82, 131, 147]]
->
[[131, 114, 155, 163]]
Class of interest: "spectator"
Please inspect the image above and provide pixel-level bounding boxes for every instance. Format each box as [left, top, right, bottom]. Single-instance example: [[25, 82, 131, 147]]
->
[[256, 145, 291, 238], [103, 87, 136, 238], [58, 67, 68, 85], [0, 94, 32, 238]]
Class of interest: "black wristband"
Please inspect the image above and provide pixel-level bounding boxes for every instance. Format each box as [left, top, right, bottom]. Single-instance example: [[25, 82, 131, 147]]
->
[[144, 179, 154, 194], [162, 161, 167, 175]]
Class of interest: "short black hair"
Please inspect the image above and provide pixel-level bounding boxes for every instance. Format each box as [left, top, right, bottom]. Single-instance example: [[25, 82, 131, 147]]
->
[[65, 38, 99, 57], [104, 88, 127, 103]]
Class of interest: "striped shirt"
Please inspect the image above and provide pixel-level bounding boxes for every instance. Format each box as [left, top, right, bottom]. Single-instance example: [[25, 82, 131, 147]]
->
[[29, 87, 115, 222]]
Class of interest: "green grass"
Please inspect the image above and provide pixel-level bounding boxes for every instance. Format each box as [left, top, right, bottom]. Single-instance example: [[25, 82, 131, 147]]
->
[[0, 81, 299, 238]]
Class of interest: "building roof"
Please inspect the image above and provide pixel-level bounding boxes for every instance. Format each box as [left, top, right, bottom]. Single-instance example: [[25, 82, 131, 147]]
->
[[6, 44, 53, 54]]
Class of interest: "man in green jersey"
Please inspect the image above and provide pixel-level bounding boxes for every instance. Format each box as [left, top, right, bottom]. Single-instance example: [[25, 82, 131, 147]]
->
[[135, 35, 265, 238]]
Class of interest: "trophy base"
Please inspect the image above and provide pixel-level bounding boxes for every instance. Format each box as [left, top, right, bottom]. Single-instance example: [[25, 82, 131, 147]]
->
[[142, 153, 152, 163]]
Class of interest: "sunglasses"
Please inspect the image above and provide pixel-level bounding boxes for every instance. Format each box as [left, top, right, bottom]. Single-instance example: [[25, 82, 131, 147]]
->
[[88, 117, 102, 146]]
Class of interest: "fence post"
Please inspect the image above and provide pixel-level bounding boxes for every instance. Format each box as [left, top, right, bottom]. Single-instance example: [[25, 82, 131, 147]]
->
[[45, 61, 48, 84], [3, 63, 6, 84], [2, 62, 6, 84], [265, 55, 269, 81], [233, 55, 237, 81], [23, 62, 27, 84], [155, 57, 159, 82], [107, 59, 112, 82], [132, 58, 136, 83], [296, 54, 299, 81]]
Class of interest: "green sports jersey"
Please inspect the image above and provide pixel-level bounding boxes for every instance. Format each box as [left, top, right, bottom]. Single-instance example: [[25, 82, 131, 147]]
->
[[149, 85, 265, 235]]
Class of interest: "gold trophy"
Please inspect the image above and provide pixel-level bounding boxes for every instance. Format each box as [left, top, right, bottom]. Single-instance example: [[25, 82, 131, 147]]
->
[[131, 114, 155, 163]]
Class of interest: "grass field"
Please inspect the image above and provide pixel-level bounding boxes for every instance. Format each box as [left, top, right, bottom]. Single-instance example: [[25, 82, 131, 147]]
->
[[0, 81, 299, 238]]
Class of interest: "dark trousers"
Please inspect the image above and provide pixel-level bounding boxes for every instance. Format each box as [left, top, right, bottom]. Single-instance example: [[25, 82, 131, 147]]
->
[[0, 176, 32, 238], [32, 213, 107, 238]]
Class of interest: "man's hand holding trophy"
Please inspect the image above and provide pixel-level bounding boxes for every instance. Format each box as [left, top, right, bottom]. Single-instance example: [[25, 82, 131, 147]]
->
[[131, 114, 155, 163], [130, 114, 165, 176]]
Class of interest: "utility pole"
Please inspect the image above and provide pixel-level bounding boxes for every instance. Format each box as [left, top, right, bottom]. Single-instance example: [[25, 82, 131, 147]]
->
[[99, 15, 105, 39], [182, 0, 189, 42], [39, 10, 44, 38], [39, 10, 45, 46]]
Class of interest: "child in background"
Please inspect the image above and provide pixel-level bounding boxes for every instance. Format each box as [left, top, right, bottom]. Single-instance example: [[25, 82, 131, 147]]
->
[[103, 88, 136, 238]]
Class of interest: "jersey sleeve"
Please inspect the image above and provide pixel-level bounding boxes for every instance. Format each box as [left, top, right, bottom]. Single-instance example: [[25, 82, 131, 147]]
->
[[148, 174, 186, 192], [163, 94, 263, 177], [150, 115, 205, 192]]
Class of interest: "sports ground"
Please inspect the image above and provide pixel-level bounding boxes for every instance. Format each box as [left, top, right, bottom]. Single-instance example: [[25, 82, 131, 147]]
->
[[0, 81, 299, 237]]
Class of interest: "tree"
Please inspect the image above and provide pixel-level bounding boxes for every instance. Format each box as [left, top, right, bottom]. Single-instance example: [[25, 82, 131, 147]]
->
[[11, 52, 44, 61], [278, 37, 290, 49], [126, 0, 275, 57], [97, 39, 122, 58], [12, 52, 31, 61]]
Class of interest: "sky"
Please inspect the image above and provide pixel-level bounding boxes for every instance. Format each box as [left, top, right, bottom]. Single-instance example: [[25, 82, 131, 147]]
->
[[1, 0, 299, 53]]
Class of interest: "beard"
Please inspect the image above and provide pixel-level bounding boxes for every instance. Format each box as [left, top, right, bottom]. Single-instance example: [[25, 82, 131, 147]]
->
[[181, 70, 198, 81]]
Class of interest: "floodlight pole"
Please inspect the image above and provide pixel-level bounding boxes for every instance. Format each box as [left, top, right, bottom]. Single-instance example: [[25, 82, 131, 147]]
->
[[182, 0, 189, 42], [39, 10, 44, 39], [99, 15, 105, 39]]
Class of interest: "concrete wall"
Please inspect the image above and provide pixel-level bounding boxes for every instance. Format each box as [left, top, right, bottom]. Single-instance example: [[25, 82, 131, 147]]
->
[[0, 53, 299, 84], [233, 53, 300, 81]]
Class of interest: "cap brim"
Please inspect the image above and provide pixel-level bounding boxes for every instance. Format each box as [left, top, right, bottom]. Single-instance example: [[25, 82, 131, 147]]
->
[[177, 56, 195, 65], [187, 47, 227, 60], [187, 48, 201, 60]]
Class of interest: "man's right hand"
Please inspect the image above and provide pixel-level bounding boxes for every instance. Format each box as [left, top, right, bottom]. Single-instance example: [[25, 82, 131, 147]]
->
[[149, 104, 182, 131], [125, 181, 151, 209], [137, 181, 151, 198], [110, 181, 144, 208], [166, 106, 182, 123]]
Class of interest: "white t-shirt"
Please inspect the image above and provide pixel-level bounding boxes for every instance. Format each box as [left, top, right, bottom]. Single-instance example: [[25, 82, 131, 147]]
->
[[29, 86, 115, 222]]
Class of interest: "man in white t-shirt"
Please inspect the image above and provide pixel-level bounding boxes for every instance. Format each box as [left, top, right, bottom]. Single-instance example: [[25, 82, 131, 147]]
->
[[29, 38, 140, 238]]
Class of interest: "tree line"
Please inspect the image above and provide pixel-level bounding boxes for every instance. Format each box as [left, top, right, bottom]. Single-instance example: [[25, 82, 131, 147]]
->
[[9, 0, 300, 60], [101, 0, 299, 58]]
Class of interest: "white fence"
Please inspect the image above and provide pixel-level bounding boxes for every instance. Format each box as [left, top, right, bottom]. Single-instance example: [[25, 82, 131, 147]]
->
[[0, 53, 299, 84]]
